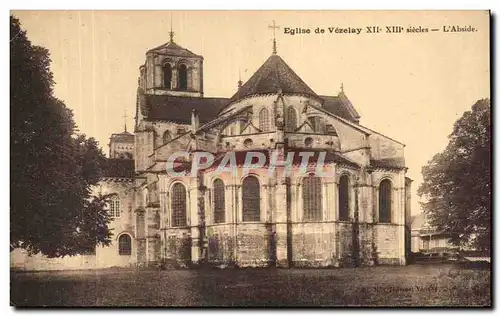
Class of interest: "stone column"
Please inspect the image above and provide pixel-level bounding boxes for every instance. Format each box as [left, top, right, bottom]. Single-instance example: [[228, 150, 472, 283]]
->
[[189, 182, 201, 265], [274, 166, 289, 268], [155, 63, 162, 88], [172, 68, 178, 90]]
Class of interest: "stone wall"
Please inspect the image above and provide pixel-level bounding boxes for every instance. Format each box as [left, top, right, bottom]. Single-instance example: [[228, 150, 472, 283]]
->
[[163, 228, 192, 263], [374, 224, 405, 265], [206, 224, 234, 264], [10, 241, 138, 271], [291, 222, 336, 267], [235, 223, 271, 267]]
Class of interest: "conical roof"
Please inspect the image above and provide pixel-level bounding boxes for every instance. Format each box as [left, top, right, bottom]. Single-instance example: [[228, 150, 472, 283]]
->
[[229, 54, 318, 103]]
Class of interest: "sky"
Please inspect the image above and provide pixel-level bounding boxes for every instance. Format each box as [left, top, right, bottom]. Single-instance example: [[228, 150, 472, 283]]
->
[[12, 10, 490, 215]]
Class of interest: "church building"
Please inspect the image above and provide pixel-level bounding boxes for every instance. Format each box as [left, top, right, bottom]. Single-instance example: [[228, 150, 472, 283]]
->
[[126, 31, 412, 268], [11, 31, 412, 270]]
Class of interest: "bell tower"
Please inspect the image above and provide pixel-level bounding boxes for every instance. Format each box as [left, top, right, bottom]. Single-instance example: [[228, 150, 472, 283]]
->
[[139, 30, 204, 98]]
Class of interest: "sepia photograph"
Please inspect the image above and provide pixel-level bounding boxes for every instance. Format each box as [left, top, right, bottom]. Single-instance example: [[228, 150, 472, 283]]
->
[[9, 9, 491, 307]]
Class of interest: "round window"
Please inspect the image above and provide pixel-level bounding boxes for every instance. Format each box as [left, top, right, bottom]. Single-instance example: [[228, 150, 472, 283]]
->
[[244, 139, 253, 148], [304, 137, 313, 147]]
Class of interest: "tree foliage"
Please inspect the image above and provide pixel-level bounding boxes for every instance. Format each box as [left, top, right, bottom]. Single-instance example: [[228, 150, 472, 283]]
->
[[418, 99, 491, 252], [10, 15, 112, 257]]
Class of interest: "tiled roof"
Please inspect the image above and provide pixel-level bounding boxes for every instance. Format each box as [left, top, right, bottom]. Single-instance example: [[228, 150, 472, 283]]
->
[[320, 95, 359, 123], [144, 95, 230, 124], [228, 54, 319, 104], [370, 158, 406, 169], [147, 41, 201, 58], [110, 131, 134, 142], [102, 158, 135, 178], [154, 150, 359, 175], [411, 213, 425, 230], [208, 149, 360, 170], [143, 93, 361, 126]]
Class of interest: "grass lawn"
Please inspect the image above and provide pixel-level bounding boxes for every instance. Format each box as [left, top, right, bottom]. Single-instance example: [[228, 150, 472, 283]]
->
[[10, 263, 491, 307]]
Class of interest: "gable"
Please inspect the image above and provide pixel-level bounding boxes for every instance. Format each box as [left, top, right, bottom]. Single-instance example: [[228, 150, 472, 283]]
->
[[296, 120, 314, 133], [240, 121, 260, 134]]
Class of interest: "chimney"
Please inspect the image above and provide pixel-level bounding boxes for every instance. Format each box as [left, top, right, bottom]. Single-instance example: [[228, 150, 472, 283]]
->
[[191, 109, 200, 131]]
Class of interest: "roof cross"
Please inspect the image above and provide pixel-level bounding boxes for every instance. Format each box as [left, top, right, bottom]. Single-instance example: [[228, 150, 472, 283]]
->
[[268, 20, 280, 55], [169, 13, 175, 42], [123, 110, 128, 132]]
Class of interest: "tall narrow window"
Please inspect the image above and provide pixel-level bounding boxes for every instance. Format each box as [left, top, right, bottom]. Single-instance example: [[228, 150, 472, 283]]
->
[[163, 130, 171, 144], [109, 196, 120, 218], [303, 174, 322, 221], [286, 107, 298, 132], [309, 116, 324, 133], [178, 64, 188, 90], [379, 179, 392, 223], [118, 234, 132, 255], [163, 63, 172, 89], [338, 175, 350, 221], [213, 179, 225, 223], [259, 108, 270, 132], [242, 176, 260, 222], [171, 183, 187, 227]]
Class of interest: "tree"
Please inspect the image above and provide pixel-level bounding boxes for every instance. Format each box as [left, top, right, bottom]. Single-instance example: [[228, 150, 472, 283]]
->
[[418, 99, 491, 252], [10, 15, 112, 257]]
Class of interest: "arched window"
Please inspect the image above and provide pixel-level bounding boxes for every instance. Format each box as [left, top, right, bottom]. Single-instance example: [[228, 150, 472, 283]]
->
[[109, 196, 120, 218], [303, 174, 322, 221], [163, 130, 172, 144], [242, 176, 260, 222], [163, 63, 172, 89], [213, 179, 225, 223], [118, 234, 132, 255], [259, 108, 270, 132], [338, 175, 350, 221], [178, 64, 188, 90], [379, 179, 392, 223], [286, 107, 297, 132], [171, 183, 187, 227]]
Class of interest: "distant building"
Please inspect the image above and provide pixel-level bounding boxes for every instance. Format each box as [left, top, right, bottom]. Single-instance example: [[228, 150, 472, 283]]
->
[[10, 133, 136, 271], [410, 213, 457, 253]]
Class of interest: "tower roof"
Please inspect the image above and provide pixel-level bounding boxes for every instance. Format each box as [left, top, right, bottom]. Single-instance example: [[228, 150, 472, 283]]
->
[[147, 41, 201, 58], [228, 54, 319, 104], [110, 131, 134, 142]]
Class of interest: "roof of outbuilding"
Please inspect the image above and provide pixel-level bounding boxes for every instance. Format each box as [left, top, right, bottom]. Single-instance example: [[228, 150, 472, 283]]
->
[[228, 54, 319, 104], [411, 213, 427, 230]]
